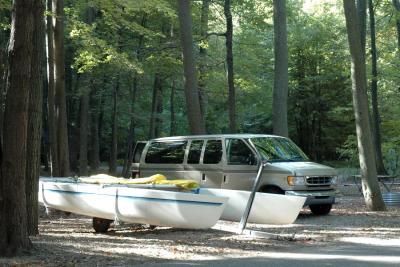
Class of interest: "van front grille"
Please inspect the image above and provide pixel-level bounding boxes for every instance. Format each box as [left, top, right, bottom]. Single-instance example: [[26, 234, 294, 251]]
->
[[306, 176, 332, 186]]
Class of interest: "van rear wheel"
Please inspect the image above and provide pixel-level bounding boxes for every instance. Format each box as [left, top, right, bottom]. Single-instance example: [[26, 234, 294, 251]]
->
[[309, 204, 332, 215]]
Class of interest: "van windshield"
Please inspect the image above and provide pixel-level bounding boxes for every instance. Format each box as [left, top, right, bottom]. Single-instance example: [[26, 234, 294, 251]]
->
[[250, 137, 309, 162]]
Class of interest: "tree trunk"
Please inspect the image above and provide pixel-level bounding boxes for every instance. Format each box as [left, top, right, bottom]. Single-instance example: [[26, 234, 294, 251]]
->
[[53, 0, 70, 176], [198, 0, 210, 119], [79, 93, 89, 176], [272, 0, 289, 137], [170, 80, 177, 136], [392, 0, 400, 50], [122, 77, 138, 178], [122, 15, 146, 178], [26, 3, 45, 236], [46, 0, 59, 176], [177, 0, 206, 134], [0, 0, 44, 256], [109, 81, 119, 175], [149, 74, 162, 139], [0, 18, 8, 139], [368, 0, 386, 175], [343, 0, 386, 211], [224, 0, 236, 133], [357, 0, 367, 53], [89, 90, 100, 173]]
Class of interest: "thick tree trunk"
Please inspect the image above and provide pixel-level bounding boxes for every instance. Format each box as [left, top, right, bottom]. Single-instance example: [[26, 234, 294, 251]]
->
[[79, 93, 89, 176], [198, 0, 210, 119], [109, 81, 119, 175], [224, 0, 236, 133], [343, 0, 386, 211], [368, 0, 386, 175], [53, 0, 70, 176], [46, 0, 59, 176], [392, 0, 400, 50], [177, 0, 206, 134], [272, 0, 289, 137], [0, 20, 8, 138], [170, 81, 177, 136], [0, 0, 44, 256], [26, 3, 45, 236], [357, 0, 367, 52]]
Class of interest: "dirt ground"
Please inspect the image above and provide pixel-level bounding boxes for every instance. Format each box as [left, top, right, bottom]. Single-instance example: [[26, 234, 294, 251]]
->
[[1, 185, 400, 267]]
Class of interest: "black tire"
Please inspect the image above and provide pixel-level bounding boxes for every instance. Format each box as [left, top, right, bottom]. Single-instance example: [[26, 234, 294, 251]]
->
[[92, 217, 112, 233], [309, 204, 332, 215], [261, 187, 285, 195]]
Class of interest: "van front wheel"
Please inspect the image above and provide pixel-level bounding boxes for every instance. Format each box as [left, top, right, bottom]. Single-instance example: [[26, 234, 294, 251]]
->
[[260, 187, 284, 195], [309, 204, 332, 215]]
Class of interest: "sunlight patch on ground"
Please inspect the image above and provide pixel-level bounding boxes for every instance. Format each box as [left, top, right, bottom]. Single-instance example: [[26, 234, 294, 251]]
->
[[339, 237, 400, 247], [254, 251, 400, 264]]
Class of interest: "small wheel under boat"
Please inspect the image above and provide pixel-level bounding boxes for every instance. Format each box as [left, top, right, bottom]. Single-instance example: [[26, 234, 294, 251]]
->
[[92, 217, 113, 233]]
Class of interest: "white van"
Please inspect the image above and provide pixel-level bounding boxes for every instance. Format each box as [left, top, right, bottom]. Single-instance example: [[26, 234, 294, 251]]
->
[[131, 134, 338, 215]]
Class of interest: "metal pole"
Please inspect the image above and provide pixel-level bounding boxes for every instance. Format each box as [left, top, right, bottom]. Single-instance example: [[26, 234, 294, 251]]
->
[[238, 160, 268, 234]]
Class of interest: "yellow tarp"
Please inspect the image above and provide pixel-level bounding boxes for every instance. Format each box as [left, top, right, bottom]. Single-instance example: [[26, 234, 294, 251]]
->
[[78, 174, 199, 190]]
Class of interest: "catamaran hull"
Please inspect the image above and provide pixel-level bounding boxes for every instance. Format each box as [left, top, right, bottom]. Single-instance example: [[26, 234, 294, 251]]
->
[[199, 188, 306, 225], [38, 179, 227, 229]]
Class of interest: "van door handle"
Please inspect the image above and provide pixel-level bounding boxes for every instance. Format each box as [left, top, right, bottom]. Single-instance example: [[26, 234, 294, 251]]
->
[[223, 175, 227, 183], [202, 173, 206, 181]]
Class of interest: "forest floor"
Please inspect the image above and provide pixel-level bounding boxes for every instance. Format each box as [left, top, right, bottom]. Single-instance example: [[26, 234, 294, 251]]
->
[[1, 185, 400, 266]]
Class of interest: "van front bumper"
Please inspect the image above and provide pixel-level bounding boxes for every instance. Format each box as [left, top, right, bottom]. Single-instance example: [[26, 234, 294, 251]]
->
[[285, 190, 338, 206]]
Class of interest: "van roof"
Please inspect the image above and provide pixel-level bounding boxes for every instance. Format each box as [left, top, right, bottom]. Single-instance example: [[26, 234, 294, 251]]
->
[[151, 134, 284, 142]]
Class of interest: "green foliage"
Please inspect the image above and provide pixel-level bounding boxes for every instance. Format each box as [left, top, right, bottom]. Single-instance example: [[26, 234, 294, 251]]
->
[[19, 0, 398, 165]]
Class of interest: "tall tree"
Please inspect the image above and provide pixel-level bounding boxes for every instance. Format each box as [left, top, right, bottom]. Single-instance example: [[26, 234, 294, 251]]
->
[[357, 0, 367, 52], [46, 0, 59, 176], [393, 0, 400, 50], [177, 0, 206, 134], [198, 0, 210, 119], [25, 0, 45, 235], [224, 0, 236, 133], [170, 80, 177, 136], [272, 0, 289, 137], [122, 76, 138, 178], [149, 73, 162, 139], [78, 5, 96, 176], [0, 0, 44, 256], [122, 15, 147, 178], [89, 88, 100, 172], [109, 80, 119, 175], [53, 0, 70, 176], [343, 0, 386, 211], [79, 89, 89, 176], [368, 0, 386, 174]]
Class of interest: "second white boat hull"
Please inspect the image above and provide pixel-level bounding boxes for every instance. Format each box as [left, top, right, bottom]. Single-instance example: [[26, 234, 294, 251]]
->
[[199, 188, 306, 225]]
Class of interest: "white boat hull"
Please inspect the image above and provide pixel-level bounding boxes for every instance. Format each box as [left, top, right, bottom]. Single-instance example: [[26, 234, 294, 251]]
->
[[39, 178, 227, 229], [199, 188, 306, 225]]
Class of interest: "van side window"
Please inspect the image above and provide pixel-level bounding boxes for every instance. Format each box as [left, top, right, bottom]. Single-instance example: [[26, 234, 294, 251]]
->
[[226, 139, 256, 165], [187, 140, 203, 164], [203, 140, 222, 164], [145, 141, 187, 164], [133, 142, 146, 163]]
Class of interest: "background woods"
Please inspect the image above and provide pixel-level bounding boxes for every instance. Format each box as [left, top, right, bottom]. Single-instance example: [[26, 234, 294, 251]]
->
[[0, 0, 400, 256]]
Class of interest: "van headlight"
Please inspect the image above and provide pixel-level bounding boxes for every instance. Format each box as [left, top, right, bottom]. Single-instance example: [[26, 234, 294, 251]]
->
[[287, 176, 305, 186], [330, 176, 338, 185]]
